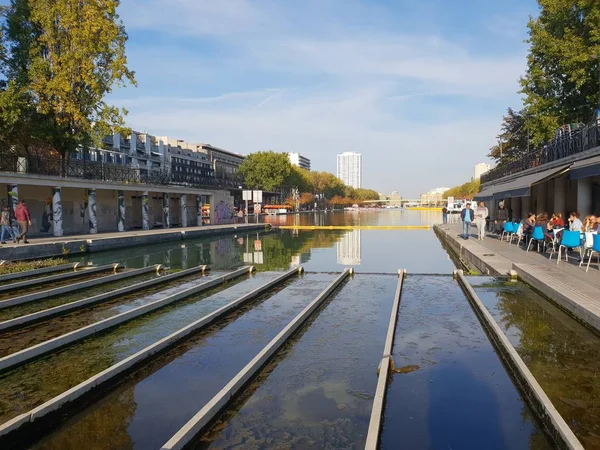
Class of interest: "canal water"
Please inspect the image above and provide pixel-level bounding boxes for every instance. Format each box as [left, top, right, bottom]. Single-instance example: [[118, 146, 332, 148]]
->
[[72, 210, 455, 274], [2, 210, 595, 449]]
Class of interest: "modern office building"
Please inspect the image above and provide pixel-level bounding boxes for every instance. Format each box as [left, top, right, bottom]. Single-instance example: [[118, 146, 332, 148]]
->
[[288, 152, 311, 171], [336, 152, 362, 188], [473, 163, 491, 180]]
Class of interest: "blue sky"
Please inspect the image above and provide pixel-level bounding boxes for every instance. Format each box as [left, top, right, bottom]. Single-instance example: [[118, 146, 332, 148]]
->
[[112, 0, 540, 197]]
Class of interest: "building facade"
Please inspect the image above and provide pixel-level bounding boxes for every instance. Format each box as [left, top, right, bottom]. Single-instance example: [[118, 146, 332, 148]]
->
[[420, 187, 449, 206], [288, 153, 311, 171], [473, 163, 491, 180], [337, 152, 362, 189]]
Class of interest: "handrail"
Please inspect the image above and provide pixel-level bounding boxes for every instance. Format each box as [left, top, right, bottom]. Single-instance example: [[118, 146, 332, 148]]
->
[[481, 122, 600, 184]]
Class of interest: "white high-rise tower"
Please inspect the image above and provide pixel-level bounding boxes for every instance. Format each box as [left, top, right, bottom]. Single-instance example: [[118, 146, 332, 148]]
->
[[337, 152, 362, 188]]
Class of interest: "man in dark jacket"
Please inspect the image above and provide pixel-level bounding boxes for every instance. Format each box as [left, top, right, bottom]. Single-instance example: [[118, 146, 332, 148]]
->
[[460, 203, 474, 239], [495, 204, 509, 234], [15, 200, 31, 244]]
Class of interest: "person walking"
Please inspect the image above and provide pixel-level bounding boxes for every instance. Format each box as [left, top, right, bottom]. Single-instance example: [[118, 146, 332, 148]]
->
[[0, 206, 16, 244], [474, 201, 489, 240], [442, 206, 448, 224], [460, 203, 474, 239], [15, 200, 31, 244]]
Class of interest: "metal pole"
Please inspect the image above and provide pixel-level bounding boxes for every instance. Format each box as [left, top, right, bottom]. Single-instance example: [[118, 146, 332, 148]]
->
[[245, 199, 248, 224]]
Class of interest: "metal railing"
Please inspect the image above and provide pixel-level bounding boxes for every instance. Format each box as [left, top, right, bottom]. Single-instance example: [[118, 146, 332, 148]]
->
[[481, 122, 600, 184], [0, 153, 246, 191]]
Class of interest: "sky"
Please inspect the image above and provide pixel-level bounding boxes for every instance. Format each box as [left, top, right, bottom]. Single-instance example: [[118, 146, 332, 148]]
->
[[111, 0, 540, 197]]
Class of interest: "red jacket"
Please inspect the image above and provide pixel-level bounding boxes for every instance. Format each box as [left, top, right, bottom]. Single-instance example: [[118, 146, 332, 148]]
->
[[15, 204, 30, 222]]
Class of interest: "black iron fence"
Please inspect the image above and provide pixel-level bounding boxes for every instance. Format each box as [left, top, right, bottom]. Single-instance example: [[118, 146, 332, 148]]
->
[[0, 153, 245, 191], [481, 122, 600, 184]]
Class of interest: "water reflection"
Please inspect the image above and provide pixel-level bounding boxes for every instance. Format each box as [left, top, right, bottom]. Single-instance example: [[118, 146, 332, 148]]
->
[[72, 211, 455, 274], [470, 278, 600, 449], [337, 229, 361, 265], [380, 276, 550, 449]]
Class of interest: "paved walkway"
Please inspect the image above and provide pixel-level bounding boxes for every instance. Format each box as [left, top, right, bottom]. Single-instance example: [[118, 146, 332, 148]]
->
[[0, 223, 268, 261], [436, 223, 600, 332]]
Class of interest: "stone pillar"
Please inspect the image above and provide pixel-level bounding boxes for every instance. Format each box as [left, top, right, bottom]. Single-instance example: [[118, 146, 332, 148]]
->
[[553, 177, 567, 218], [521, 196, 531, 219], [577, 178, 592, 216], [180, 194, 188, 228], [52, 187, 63, 237], [535, 185, 546, 213], [511, 197, 522, 221], [6, 185, 18, 215], [142, 191, 150, 230], [163, 193, 170, 228], [88, 189, 97, 234], [196, 195, 203, 226], [117, 190, 126, 232], [7, 185, 18, 237]]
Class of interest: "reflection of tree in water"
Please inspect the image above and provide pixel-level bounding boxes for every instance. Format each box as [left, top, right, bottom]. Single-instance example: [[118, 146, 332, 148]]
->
[[32, 388, 136, 450], [0, 341, 119, 425], [492, 286, 600, 448], [254, 231, 346, 272]]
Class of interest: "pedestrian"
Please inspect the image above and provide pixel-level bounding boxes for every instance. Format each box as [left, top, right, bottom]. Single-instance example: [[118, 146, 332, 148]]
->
[[15, 200, 31, 244], [0, 206, 16, 244], [460, 203, 474, 239], [442, 206, 448, 224], [474, 201, 489, 240], [237, 208, 243, 223], [495, 203, 509, 234]]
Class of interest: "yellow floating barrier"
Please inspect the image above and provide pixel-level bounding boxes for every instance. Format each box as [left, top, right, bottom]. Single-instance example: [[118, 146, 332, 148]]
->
[[277, 225, 431, 230]]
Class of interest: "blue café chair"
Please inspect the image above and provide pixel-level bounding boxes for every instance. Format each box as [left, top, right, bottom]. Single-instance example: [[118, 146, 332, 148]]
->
[[580, 234, 600, 272], [526, 226, 546, 252], [552, 230, 583, 264], [501, 222, 514, 242]]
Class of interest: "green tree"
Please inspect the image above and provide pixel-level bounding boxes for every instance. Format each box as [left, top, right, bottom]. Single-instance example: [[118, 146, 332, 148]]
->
[[238, 151, 293, 191], [354, 188, 380, 201], [488, 108, 530, 165], [444, 179, 480, 199], [520, 0, 600, 145], [1, 0, 136, 162]]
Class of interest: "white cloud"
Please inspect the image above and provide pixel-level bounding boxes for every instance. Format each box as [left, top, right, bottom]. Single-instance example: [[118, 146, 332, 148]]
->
[[114, 0, 529, 195]]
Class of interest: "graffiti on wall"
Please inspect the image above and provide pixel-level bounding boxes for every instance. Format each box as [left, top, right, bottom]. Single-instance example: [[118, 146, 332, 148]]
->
[[214, 201, 234, 225]]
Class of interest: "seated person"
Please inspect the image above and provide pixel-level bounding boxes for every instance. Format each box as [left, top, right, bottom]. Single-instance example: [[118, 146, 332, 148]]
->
[[584, 215, 597, 232], [550, 213, 565, 228], [568, 211, 584, 232], [522, 212, 536, 235]]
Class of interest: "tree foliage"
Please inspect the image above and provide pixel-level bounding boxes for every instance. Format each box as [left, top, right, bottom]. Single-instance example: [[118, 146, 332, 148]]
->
[[238, 151, 294, 192], [520, 0, 600, 145], [443, 179, 480, 200], [239, 151, 379, 206], [488, 108, 530, 164], [0, 0, 136, 159]]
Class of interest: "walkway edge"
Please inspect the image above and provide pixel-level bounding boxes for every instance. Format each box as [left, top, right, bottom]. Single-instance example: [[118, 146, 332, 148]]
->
[[0, 263, 122, 310], [364, 269, 406, 450], [160, 267, 352, 450], [455, 270, 584, 450], [0, 264, 190, 332], [0, 266, 253, 373], [0, 263, 78, 283], [0, 265, 301, 439]]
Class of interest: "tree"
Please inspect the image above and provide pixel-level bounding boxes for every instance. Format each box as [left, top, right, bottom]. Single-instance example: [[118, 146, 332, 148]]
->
[[354, 188, 380, 201], [238, 151, 293, 191], [444, 179, 480, 199], [1, 0, 136, 162], [488, 108, 530, 165], [520, 0, 600, 145]]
